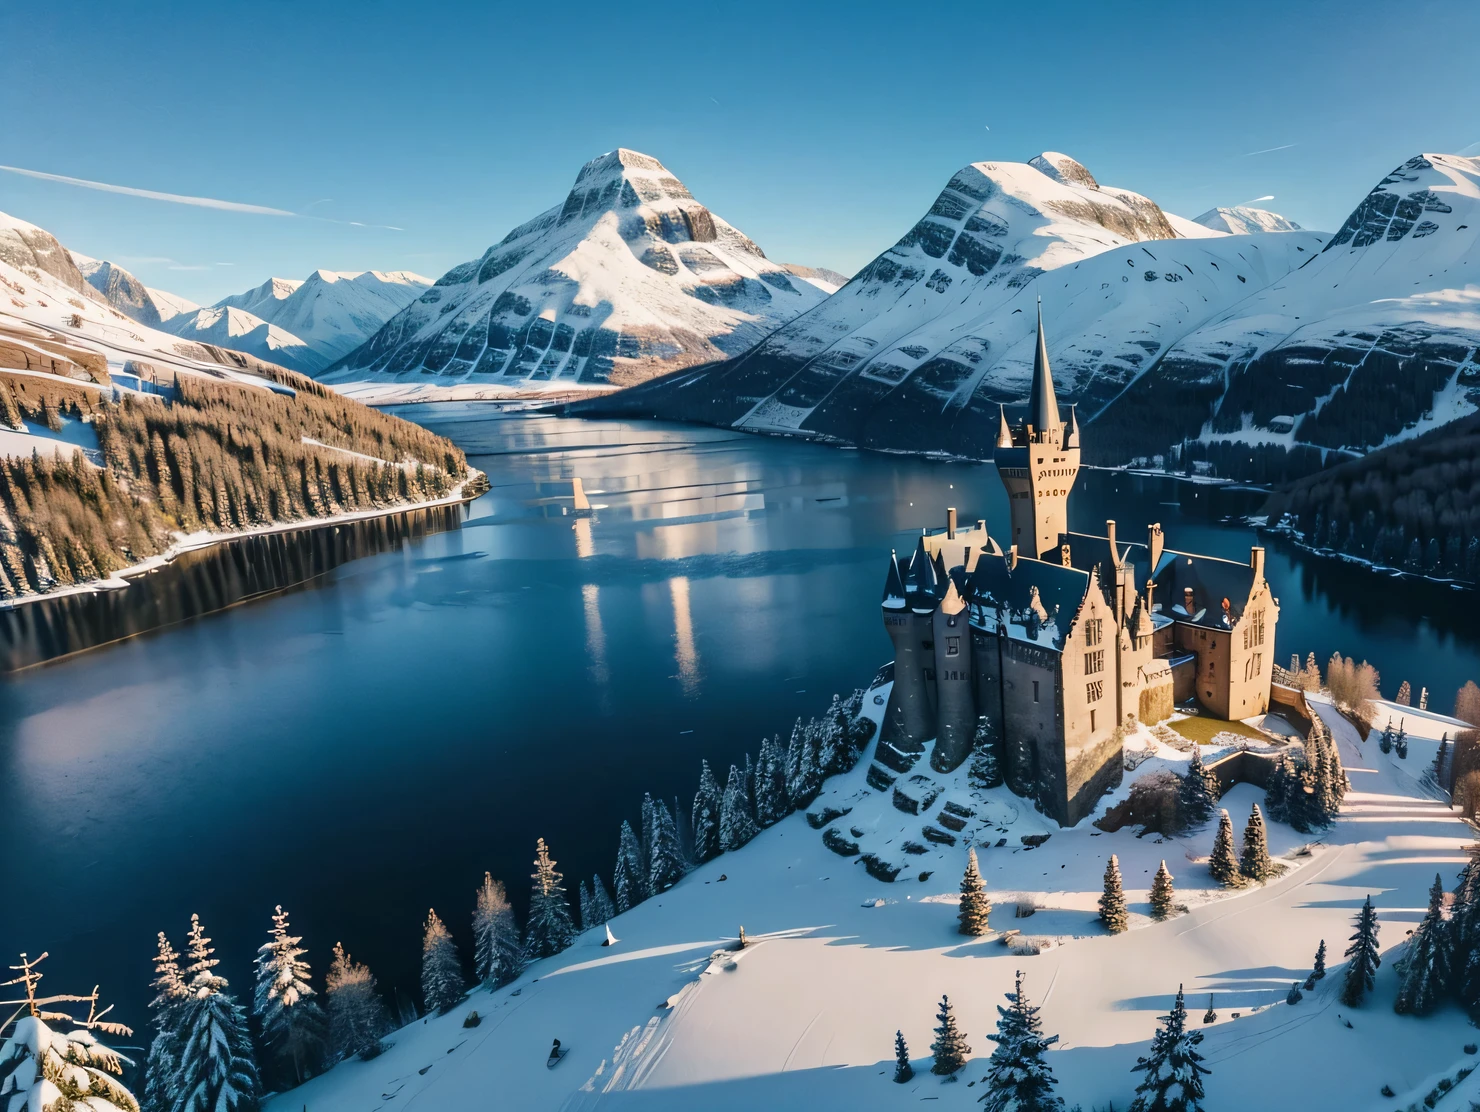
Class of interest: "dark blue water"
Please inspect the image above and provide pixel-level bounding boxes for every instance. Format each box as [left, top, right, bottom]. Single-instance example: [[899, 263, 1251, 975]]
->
[[2, 407, 1475, 1031]]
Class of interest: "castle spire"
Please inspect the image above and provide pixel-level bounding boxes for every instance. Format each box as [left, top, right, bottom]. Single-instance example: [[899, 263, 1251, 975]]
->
[[1028, 299, 1061, 437], [996, 403, 1014, 450], [1065, 404, 1080, 448]]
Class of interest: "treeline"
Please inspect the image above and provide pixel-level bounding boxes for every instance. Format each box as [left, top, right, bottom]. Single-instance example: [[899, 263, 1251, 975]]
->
[[0, 371, 470, 599], [1262, 411, 1480, 584]]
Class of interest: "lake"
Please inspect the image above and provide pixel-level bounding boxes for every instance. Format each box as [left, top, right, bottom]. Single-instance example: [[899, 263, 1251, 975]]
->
[[3, 405, 1476, 1029]]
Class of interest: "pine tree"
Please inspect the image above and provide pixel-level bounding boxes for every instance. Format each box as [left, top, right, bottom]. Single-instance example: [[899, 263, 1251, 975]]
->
[[1239, 804, 1274, 882], [691, 761, 723, 863], [928, 994, 970, 1075], [1099, 854, 1129, 933], [525, 838, 576, 961], [649, 799, 686, 894], [253, 905, 326, 1087], [980, 971, 1064, 1112], [1202, 996, 1216, 1025], [640, 793, 658, 872], [969, 717, 1003, 789], [1395, 875, 1452, 1015], [577, 880, 593, 931], [719, 763, 759, 852], [1341, 896, 1381, 1007], [754, 734, 790, 827], [1304, 940, 1327, 990], [1433, 734, 1451, 792], [1128, 986, 1209, 1112], [144, 932, 189, 1112], [958, 848, 992, 935], [1286, 981, 1303, 1004], [472, 873, 523, 988], [174, 914, 260, 1112], [1178, 745, 1218, 830], [421, 909, 465, 1015], [1208, 810, 1242, 888], [1454, 854, 1480, 1012], [587, 875, 616, 927], [893, 1029, 913, 1083], [1263, 753, 1295, 824], [325, 942, 389, 1062], [1150, 861, 1176, 921], [613, 820, 646, 912]]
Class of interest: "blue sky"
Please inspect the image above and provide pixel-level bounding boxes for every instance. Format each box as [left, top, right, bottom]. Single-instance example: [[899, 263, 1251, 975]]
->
[[4, 0, 1478, 304]]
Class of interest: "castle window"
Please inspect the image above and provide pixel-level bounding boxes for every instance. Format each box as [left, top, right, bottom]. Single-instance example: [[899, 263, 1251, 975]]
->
[[946, 636, 960, 657], [1085, 618, 1103, 647], [1090, 708, 1097, 733], [1085, 649, 1104, 675], [1087, 680, 1104, 703], [1243, 609, 1265, 650], [1032, 681, 1040, 703]]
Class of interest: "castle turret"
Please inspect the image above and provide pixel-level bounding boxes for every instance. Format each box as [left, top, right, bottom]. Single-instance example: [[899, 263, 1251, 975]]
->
[[880, 542, 939, 756], [994, 301, 1081, 559], [931, 577, 976, 771]]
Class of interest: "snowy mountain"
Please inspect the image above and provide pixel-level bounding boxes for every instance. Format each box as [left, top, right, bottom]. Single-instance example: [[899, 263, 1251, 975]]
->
[[215, 269, 432, 365], [325, 148, 834, 393], [1193, 206, 1303, 234], [574, 152, 1326, 456], [71, 253, 200, 328], [159, 304, 319, 370]]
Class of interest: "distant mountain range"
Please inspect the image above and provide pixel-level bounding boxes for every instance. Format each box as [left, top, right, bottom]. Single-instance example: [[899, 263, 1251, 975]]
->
[[575, 151, 1479, 483], [322, 148, 839, 395]]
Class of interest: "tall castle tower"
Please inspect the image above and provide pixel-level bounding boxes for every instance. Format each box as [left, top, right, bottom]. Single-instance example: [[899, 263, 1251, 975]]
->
[[994, 302, 1080, 560]]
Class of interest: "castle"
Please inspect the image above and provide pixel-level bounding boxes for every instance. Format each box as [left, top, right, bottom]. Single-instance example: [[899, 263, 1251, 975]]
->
[[878, 305, 1279, 826]]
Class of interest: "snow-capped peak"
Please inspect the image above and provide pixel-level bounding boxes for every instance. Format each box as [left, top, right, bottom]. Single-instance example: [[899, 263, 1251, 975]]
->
[[1193, 206, 1303, 234], [1028, 151, 1101, 190]]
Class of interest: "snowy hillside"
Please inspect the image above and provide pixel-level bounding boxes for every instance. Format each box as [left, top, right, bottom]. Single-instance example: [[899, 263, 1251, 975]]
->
[[1092, 153, 1480, 468], [266, 687, 1478, 1112], [324, 148, 834, 398], [72, 253, 200, 329], [215, 269, 432, 365], [1193, 206, 1304, 234], [159, 304, 319, 370], [574, 152, 1325, 456]]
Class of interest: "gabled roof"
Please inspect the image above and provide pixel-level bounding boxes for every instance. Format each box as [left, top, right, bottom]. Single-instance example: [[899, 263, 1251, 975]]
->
[[1061, 530, 1258, 630], [963, 552, 1091, 651]]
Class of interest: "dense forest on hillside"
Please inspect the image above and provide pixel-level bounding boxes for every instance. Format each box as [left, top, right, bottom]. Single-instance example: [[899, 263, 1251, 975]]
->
[[0, 369, 472, 599], [1262, 411, 1480, 584]]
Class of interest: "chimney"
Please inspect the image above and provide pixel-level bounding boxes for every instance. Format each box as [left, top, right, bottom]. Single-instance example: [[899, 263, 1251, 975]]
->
[[1105, 519, 1118, 566], [1008, 544, 1019, 570], [947, 507, 957, 539], [1148, 522, 1163, 569], [1250, 545, 1265, 581], [1183, 586, 1195, 614]]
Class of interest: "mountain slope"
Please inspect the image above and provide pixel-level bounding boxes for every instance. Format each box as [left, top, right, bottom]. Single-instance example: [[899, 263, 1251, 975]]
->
[[160, 304, 319, 370], [1193, 206, 1303, 234], [574, 152, 1323, 456], [1092, 153, 1480, 471], [71, 253, 200, 328], [325, 148, 833, 392]]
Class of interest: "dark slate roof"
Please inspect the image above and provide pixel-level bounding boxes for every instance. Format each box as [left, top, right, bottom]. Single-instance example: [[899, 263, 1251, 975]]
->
[[905, 536, 941, 610], [882, 551, 906, 609], [1061, 530, 1257, 630], [963, 552, 1091, 651]]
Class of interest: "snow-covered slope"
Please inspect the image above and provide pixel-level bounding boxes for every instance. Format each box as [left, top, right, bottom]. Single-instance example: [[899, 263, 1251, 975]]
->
[[325, 148, 833, 394], [265, 688, 1476, 1112], [1193, 206, 1303, 234], [159, 304, 318, 370], [575, 152, 1324, 456], [1092, 153, 1480, 465], [215, 269, 431, 365], [71, 253, 200, 328]]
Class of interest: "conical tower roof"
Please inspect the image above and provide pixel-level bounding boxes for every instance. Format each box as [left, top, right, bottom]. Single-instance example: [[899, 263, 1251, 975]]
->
[[996, 403, 1014, 449], [906, 536, 940, 609], [1065, 404, 1080, 448], [882, 550, 906, 609], [1028, 299, 1061, 435]]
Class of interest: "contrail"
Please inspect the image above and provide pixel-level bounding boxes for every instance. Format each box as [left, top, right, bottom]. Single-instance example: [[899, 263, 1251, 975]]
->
[[0, 164, 403, 229], [1243, 143, 1296, 157], [0, 164, 295, 215], [1237, 195, 1275, 207]]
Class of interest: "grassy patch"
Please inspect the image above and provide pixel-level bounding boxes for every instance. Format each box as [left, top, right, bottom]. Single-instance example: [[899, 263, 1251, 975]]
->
[[1167, 715, 1266, 745]]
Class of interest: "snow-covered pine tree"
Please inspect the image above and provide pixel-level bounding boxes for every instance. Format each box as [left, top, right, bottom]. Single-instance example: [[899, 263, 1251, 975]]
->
[[1150, 861, 1176, 921], [720, 763, 759, 852], [614, 820, 646, 912], [1099, 855, 1129, 933], [1178, 745, 1218, 831], [691, 761, 723, 864], [1433, 734, 1451, 792], [1395, 874, 1452, 1015], [1341, 896, 1381, 1007], [822, 694, 854, 777], [253, 905, 326, 1087], [472, 873, 523, 988], [1239, 804, 1274, 882], [1208, 811, 1242, 888], [928, 994, 970, 1076], [649, 799, 686, 894], [1286, 981, 1303, 1004], [969, 717, 1003, 789], [577, 881, 593, 932], [420, 909, 465, 1015], [525, 838, 576, 961], [640, 794, 658, 872], [0, 955, 138, 1112], [1128, 985, 1209, 1112], [144, 932, 188, 1112], [672, 793, 693, 862], [1263, 753, 1294, 825], [754, 734, 790, 827], [893, 1029, 913, 1083], [325, 942, 389, 1062], [958, 848, 992, 935], [588, 875, 616, 927], [980, 970, 1063, 1112], [1304, 940, 1327, 990], [174, 914, 260, 1112], [786, 718, 825, 809], [1378, 720, 1394, 754], [1202, 996, 1216, 1025]]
